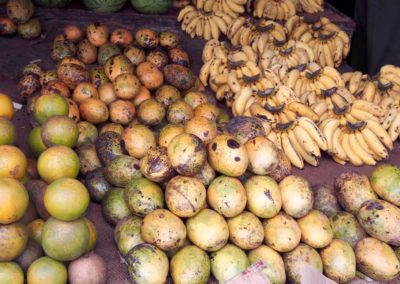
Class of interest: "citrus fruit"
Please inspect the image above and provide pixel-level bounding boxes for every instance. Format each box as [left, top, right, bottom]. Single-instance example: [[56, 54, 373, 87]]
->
[[83, 218, 97, 252], [0, 93, 14, 119], [0, 178, 29, 224], [28, 126, 47, 158], [27, 256, 67, 284], [37, 146, 79, 183], [27, 219, 44, 244], [0, 145, 27, 180], [0, 117, 16, 145], [41, 116, 79, 148], [0, 262, 24, 284], [41, 217, 89, 261], [0, 222, 28, 261], [33, 94, 69, 124], [44, 178, 89, 221]]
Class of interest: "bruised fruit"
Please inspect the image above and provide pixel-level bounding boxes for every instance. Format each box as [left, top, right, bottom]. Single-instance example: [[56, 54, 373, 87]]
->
[[163, 64, 195, 91], [124, 45, 146, 66], [95, 131, 124, 165], [158, 123, 185, 147], [159, 31, 179, 49], [311, 184, 341, 217], [141, 209, 186, 251], [77, 39, 98, 65], [110, 28, 133, 48], [167, 133, 206, 176], [0, 145, 27, 180], [245, 136, 279, 175], [0, 16, 17, 35], [135, 28, 159, 49], [124, 177, 164, 217], [207, 176, 247, 218], [227, 211, 264, 250], [113, 73, 140, 99], [225, 116, 265, 144], [85, 168, 112, 202], [140, 146, 175, 183], [77, 121, 98, 147], [165, 175, 206, 217], [155, 84, 181, 107], [17, 17, 41, 39], [6, 0, 34, 24], [109, 99, 136, 125], [166, 100, 193, 124], [86, 22, 109, 47], [97, 42, 121, 65], [63, 24, 83, 43], [16, 240, 43, 272], [137, 98, 165, 126], [105, 155, 142, 187], [104, 54, 133, 81]]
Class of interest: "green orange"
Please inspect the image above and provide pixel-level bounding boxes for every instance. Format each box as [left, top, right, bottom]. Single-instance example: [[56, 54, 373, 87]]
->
[[40, 116, 79, 148], [0, 178, 29, 224], [27, 256, 67, 284], [0, 262, 24, 284], [37, 146, 80, 183], [44, 178, 90, 221], [34, 94, 69, 124], [0, 93, 15, 119], [28, 126, 47, 158], [0, 117, 16, 145], [0, 145, 27, 180]]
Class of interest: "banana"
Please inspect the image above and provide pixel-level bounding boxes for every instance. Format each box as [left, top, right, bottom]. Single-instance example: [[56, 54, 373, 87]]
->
[[227, 17, 246, 39], [227, 72, 242, 93], [208, 17, 221, 40], [351, 100, 384, 117], [287, 101, 319, 122], [267, 129, 278, 145], [177, 5, 196, 22], [212, 14, 228, 34], [232, 87, 253, 116], [250, 102, 276, 122], [364, 119, 393, 150], [354, 130, 376, 156], [361, 127, 389, 159], [226, 0, 245, 14], [380, 96, 395, 111], [322, 118, 340, 153], [202, 39, 220, 62], [388, 112, 400, 141], [348, 71, 363, 94], [297, 116, 328, 151], [288, 128, 319, 166], [203, 0, 214, 12], [195, 17, 204, 37], [349, 107, 377, 122], [341, 132, 363, 166], [282, 130, 304, 168], [203, 18, 212, 40], [322, 43, 335, 67], [209, 58, 222, 77], [285, 69, 300, 90], [332, 127, 348, 161], [381, 106, 399, 130], [361, 80, 376, 102], [293, 124, 321, 157], [199, 60, 212, 86], [186, 16, 200, 37], [312, 101, 328, 116]]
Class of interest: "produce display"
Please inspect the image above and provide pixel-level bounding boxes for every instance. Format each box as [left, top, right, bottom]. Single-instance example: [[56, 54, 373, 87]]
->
[[0, 0, 41, 39], [1, 0, 400, 283]]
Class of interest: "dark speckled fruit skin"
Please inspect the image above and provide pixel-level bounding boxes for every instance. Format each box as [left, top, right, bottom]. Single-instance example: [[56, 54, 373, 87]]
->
[[85, 168, 112, 203], [95, 131, 125, 166], [163, 64, 195, 91], [225, 116, 265, 145], [97, 43, 121, 66], [6, 0, 34, 25]]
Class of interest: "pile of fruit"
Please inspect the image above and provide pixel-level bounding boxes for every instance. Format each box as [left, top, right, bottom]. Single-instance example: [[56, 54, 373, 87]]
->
[[0, 0, 41, 39]]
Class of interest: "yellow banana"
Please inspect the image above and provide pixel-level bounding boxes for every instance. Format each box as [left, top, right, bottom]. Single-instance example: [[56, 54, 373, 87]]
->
[[288, 128, 319, 166], [332, 127, 347, 160], [250, 102, 276, 122], [361, 127, 389, 159], [297, 116, 328, 151], [322, 118, 340, 153], [287, 101, 319, 122], [208, 17, 221, 40], [365, 119, 393, 150], [348, 132, 376, 165], [348, 71, 362, 94], [381, 106, 399, 130], [233, 87, 253, 116], [203, 18, 212, 40], [212, 15, 228, 34], [293, 124, 321, 157], [282, 130, 304, 168], [199, 60, 212, 86], [388, 112, 400, 142], [341, 132, 363, 166], [177, 5, 196, 22], [351, 100, 384, 117]]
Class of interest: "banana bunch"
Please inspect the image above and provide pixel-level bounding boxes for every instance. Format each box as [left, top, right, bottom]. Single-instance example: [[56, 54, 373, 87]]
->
[[277, 116, 327, 168], [283, 62, 345, 101], [259, 40, 314, 80], [320, 119, 392, 166], [227, 17, 287, 47], [299, 0, 323, 13], [177, 5, 234, 40], [253, 0, 297, 20], [196, 0, 247, 15]]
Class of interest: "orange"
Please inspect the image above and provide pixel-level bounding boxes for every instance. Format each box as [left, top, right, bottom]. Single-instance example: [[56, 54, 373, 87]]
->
[[28, 126, 47, 158], [27, 256, 67, 284], [37, 146, 79, 183], [84, 218, 97, 252], [33, 94, 69, 124], [0, 93, 14, 119], [0, 117, 16, 145], [0, 178, 29, 224], [44, 178, 89, 221], [0, 145, 27, 180], [0, 262, 24, 284], [40, 116, 78, 148], [27, 219, 44, 244]]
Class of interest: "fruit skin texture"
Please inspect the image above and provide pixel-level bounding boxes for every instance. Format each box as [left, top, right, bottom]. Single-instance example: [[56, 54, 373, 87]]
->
[[0, 117, 16, 145], [114, 216, 144, 256], [334, 171, 377, 214], [33, 94, 69, 125], [40, 116, 78, 148], [297, 209, 333, 249], [227, 211, 264, 250], [0, 145, 27, 181], [0, 262, 24, 284], [248, 245, 286, 284], [0, 222, 28, 261], [370, 163, 400, 206], [279, 175, 313, 218], [27, 256, 67, 284], [186, 209, 229, 252], [125, 243, 169, 284], [6, 0, 34, 24], [330, 211, 367, 248], [0, 178, 29, 224], [0, 93, 14, 119], [130, 0, 171, 14], [68, 252, 107, 284], [102, 187, 131, 225], [41, 217, 89, 262], [82, 0, 127, 13], [320, 239, 356, 283], [37, 145, 80, 183], [210, 244, 249, 283], [283, 243, 323, 284], [357, 199, 400, 246], [44, 178, 90, 221], [355, 238, 400, 281], [170, 245, 210, 284], [141, 209, 186, 251]]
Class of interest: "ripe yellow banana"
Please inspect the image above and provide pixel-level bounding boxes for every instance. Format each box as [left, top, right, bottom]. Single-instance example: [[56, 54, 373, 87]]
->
[[364, 119, 393, 150], [297, 116, 328, 150], [293, 124, 321, 157], [288, 128, 319, 166], [282, 130, 304, 168], [341, 132, 363, 166], [361, 127, 389, 159], [388, 112, 400, 141]]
